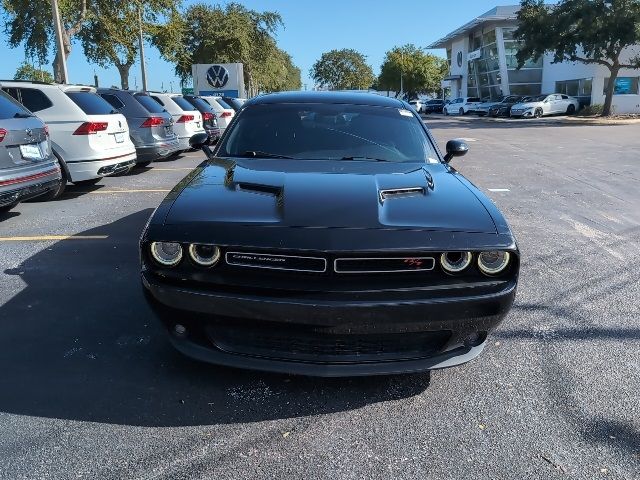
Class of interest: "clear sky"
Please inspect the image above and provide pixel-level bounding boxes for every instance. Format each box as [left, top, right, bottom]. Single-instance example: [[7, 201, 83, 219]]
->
[[0, 0, 556, 92]]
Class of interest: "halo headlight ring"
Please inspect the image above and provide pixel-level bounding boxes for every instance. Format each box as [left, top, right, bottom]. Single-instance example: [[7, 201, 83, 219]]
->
[[188, 244, 221, 267], [150, 241, 183, 267], [440, 251, 473, 274], [477, 251, 511, 276]]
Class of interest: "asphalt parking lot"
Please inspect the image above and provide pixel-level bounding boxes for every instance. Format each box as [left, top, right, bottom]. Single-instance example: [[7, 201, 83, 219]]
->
[[0, 116, 638, 480]]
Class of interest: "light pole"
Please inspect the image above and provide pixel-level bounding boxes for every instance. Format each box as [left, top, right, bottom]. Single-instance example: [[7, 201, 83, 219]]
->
[[50, 0, 68, 83], [399, 50, 404, 99], [138, 2, 148, 91]]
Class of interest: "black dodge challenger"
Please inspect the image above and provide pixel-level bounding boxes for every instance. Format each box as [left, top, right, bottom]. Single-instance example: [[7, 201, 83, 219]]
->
[[141, 91, 519, 376]]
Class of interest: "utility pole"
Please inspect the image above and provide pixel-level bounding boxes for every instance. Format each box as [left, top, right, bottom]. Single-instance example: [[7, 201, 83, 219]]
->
[[50, 0, 69, 83], [399, 51, 404, 100], [138, 2, 148, 91]]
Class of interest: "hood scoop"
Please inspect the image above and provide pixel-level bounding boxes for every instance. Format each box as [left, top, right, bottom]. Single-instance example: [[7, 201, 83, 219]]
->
[[379, 187, 425, 203]]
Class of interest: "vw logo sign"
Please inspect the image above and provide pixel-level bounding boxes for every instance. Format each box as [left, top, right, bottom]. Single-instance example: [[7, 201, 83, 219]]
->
[[206, 65, 229, 89]]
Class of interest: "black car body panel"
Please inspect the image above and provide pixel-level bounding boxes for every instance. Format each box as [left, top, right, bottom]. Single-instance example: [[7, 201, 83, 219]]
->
[[141, 91, 519, 376]]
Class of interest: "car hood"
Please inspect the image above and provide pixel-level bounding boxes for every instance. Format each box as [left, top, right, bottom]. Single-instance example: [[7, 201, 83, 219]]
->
[[163, 158, 497, 234], [512, 102, 542, 109]]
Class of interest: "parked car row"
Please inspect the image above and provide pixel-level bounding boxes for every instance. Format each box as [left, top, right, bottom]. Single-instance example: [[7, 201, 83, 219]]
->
[[0, 79, 244, 214], [415, 93, 581, 119]]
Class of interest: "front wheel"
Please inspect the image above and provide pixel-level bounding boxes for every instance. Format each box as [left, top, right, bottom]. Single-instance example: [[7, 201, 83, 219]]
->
[[459, 107, 465, 115], [444, 108, 449, 116], [534, 108, 543, 118], [567, 104, 576, 115]]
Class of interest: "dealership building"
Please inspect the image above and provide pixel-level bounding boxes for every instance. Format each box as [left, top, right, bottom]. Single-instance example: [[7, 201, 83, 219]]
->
[[429, 5, 640, 113]]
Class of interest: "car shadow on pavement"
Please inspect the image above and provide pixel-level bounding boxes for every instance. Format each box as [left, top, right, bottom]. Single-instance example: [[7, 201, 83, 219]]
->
[[0, 209, 430, 427]]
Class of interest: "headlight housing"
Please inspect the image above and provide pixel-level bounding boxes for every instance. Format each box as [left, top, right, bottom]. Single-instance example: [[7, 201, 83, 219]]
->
[[440, 251, 473, 273], [477, 251, 511, 275], [150, 241, 183, 266], [188, 244, 221, 267]]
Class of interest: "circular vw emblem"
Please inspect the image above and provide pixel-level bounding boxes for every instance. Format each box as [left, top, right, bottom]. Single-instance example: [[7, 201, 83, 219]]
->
[[206, 65, 229, 89]]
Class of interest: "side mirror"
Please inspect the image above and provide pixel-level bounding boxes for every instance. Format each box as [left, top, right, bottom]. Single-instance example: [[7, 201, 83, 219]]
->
[[189, 132, 209, 150], [444, 139, 469, 163]]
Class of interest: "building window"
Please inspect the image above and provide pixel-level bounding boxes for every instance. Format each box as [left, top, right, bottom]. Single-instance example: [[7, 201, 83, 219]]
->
[[556, 78, 592, 98], [466, 29, 502, 101], [509, 84, 542, 96], [508, 69, 543, 84], [603, 77, 639, 95], [502, 27, 516, 41]]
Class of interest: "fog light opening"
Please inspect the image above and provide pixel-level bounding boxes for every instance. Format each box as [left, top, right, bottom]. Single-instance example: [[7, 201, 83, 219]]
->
[[174, 324, 187, 337], [463, 332, 486, 348]]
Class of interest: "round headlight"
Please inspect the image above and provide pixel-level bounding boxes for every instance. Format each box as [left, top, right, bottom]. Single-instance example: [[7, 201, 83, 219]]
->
[[478, 251, 511, 275], [150, 241, 183, 266], [188, 244, 221, 267], [440, 251, 473, 273]]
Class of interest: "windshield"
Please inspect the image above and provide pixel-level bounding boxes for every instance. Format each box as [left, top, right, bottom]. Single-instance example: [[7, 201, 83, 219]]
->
[[66, 92, 116, 115], [135, 94, 166, 113], [171, 96, 196, 111], [528, 95, 547, 102], [218, 103, 435, 163]]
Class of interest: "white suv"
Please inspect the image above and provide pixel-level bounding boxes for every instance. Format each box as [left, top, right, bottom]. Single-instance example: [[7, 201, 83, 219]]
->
[[200, 96, 235, 131], [443, 97, 482, 115], [0, 81, 136, 192], [148, 92, 205, 151]]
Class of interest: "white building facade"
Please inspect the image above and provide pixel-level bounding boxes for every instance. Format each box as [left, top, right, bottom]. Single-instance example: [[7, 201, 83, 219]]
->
[[429, 5, 640, 113]]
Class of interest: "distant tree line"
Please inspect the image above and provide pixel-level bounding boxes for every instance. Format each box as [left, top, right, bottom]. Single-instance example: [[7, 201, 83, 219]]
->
[[2, 0, 302, 92], [310, 46, 448, 99]]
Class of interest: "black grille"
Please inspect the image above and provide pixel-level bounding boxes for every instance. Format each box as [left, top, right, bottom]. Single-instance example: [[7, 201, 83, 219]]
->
[[225, 251, 327, 272], [334, 256, 435, 273], [208, 327, 451, 363]]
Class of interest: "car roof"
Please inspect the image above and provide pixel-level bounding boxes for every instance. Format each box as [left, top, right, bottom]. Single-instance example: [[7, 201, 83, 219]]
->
[[246, 91, 406, 108]]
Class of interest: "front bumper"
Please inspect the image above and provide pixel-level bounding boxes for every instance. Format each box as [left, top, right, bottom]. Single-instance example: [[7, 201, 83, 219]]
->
[[510, 110, 534, 118], [142, 271, 516, 376]]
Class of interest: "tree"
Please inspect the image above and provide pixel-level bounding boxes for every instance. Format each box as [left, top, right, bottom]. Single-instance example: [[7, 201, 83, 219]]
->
[[515, 0, 640, 116], [3, 0, 88, 82], [14, 62, 54, 83], [79, 0, 180, 90], [310, 49, 375, 90], [153, 3, 298, 96], [377, 45, 448, 99]]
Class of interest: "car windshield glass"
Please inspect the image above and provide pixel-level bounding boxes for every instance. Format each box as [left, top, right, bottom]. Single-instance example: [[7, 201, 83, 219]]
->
[[0, 90, 31, 119], [135, 94, 165, 113], [428, 100, 442, 104], [529, 95, 547, 102], [219, 103, 435, 163], [190, 97, 214, 112], [172, 96, 195, 111], [66, 92, 116, 115], [215, 98, 232, 109]]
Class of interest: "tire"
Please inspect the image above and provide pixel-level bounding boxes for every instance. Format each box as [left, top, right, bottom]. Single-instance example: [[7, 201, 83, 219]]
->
[[73, 177, 102, 186], [34, 152, 67, 201], [444, 108, 449, 116], [135, 161, 152, 168], [534, 108, 543, 118], [459, 107, 465, 115], [567, 104, 576, 115]]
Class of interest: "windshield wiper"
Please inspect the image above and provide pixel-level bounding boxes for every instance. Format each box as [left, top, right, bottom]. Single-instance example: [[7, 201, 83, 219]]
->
[[238, 151, 294, 159], [14, 112, 34, 118], [340, 156, 391, 162]]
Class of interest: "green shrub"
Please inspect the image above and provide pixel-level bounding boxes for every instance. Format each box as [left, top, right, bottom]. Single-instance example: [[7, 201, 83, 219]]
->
[[578, 104, 604, 116]]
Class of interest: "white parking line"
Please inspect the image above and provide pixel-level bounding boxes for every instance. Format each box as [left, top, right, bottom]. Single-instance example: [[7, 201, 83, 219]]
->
[[488, 188, 511, 192]]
